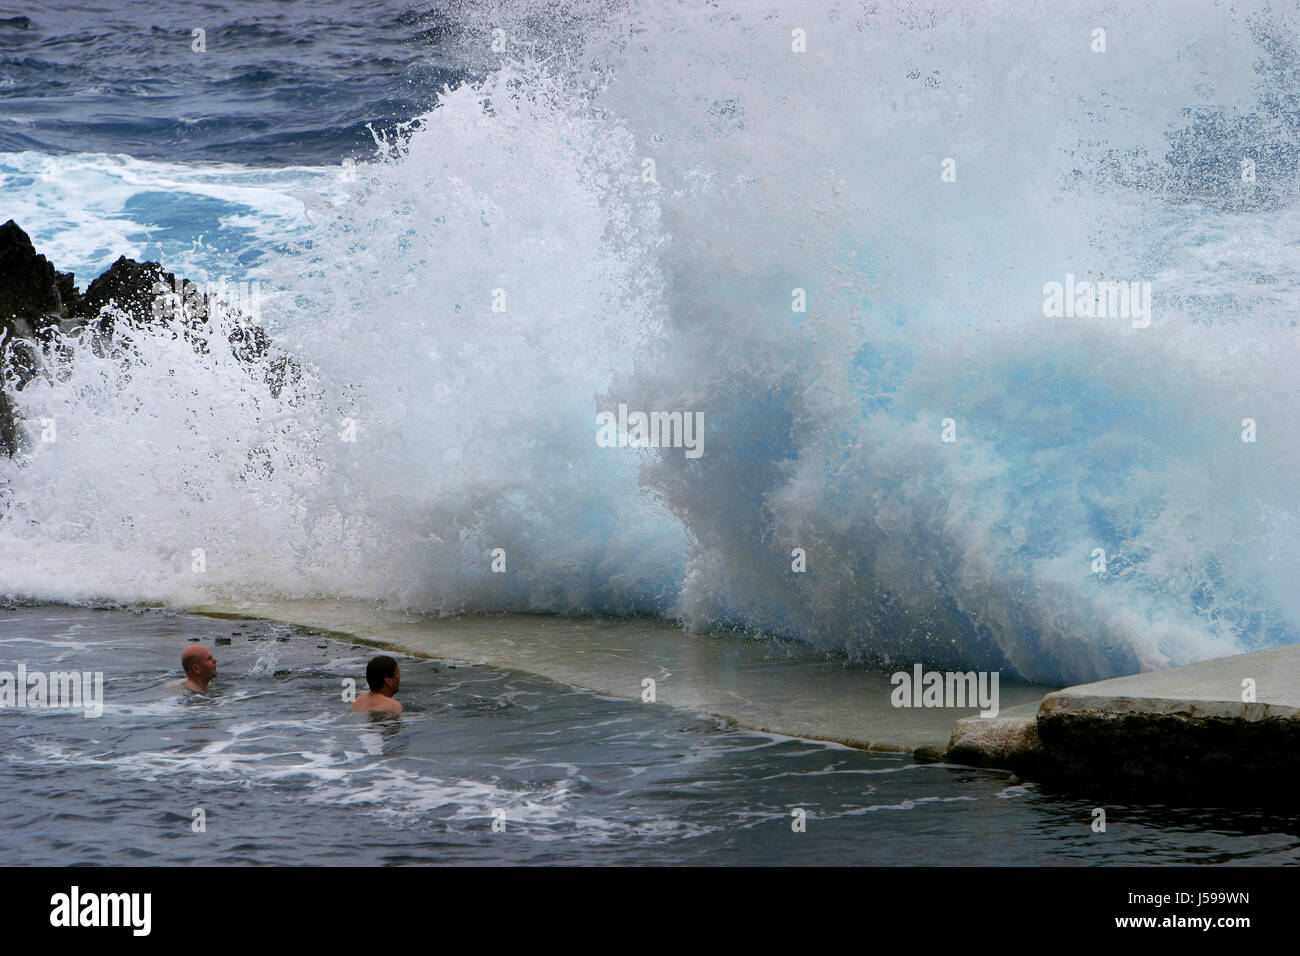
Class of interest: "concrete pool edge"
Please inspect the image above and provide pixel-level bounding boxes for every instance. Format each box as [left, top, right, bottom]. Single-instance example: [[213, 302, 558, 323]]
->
[[946, 642, 1300, 799], [182, 598, 1049, 758], [184, 599, 1300, 797]]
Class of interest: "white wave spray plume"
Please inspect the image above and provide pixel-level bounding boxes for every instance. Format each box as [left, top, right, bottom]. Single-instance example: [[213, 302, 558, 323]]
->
[[3, 0, 1299, 685]]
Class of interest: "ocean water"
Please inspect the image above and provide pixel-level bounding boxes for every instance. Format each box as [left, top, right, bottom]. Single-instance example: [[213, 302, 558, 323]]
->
[[2, 2, 1299, 687], [3, 606, 1298, 865]]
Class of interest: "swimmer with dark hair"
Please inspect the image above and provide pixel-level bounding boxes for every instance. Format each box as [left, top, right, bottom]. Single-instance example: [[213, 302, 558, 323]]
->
[[352, 655, 402, 713]]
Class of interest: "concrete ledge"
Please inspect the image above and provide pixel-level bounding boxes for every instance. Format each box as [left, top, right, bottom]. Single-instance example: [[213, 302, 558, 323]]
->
[[1034, 711, 1300, 797], [189, 599, 1050, 755], [1039, 641, 1300, 721], [946, 642, 1300, 801], [946, 702, 1044, 771]]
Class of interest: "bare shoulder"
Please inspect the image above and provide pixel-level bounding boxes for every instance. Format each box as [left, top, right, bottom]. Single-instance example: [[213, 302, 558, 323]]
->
[[352, 693, 402, 713]]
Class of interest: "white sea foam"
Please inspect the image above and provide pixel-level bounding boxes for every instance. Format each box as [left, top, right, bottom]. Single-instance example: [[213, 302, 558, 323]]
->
[[3, 0, 1299, 684], [0, 151, 336, 280]]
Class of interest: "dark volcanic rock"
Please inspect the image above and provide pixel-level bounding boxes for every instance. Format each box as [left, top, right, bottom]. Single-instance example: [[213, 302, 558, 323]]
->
[[0, 389, 15, 457], [0, 219, 79, 337], [73, 256, 174, 333], [2, 220, 293, 457], [2, 221, 75, 435], [71, 255, 216, 338]]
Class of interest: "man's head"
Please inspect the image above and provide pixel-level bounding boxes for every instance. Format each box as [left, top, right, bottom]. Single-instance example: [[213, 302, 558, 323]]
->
[[366, 655, 401, 695], [181, 645, 218, 688]]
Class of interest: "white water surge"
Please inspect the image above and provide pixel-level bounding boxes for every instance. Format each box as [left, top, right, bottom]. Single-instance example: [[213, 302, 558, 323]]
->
[[3, 0, 1299, 685]]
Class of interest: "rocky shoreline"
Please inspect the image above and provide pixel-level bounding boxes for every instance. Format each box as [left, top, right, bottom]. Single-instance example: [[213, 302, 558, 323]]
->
[[0, 220, 293, 457]]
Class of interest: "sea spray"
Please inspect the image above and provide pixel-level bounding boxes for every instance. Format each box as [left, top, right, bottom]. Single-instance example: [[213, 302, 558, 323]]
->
[[2, 0, 1299, 686]]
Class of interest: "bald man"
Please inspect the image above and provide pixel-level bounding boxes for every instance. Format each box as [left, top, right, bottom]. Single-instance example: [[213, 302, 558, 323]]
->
[[180, 645, 218, 695]]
